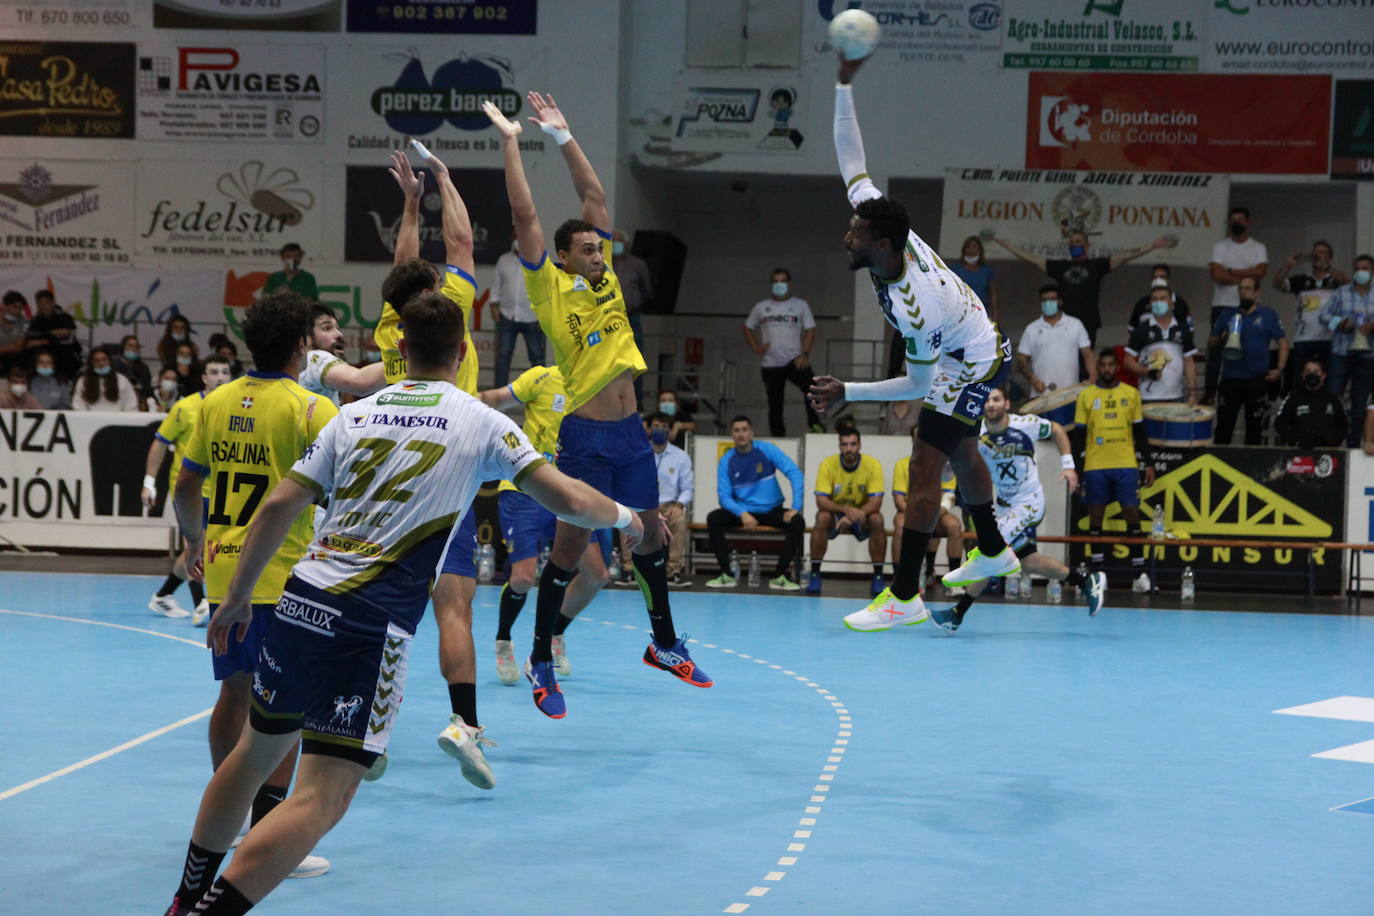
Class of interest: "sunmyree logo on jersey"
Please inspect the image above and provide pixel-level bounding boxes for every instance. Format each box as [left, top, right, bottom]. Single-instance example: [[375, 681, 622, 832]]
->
[[375, 391, 442, 407], [371, 52, 519, 135]]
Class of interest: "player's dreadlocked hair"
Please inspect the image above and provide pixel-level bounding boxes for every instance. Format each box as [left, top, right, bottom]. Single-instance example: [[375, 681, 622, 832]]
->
[[854, 196, 910, 253], [554, 218, 599, 258], [242, 292, 311, 373], [381, 258, 440, 310]]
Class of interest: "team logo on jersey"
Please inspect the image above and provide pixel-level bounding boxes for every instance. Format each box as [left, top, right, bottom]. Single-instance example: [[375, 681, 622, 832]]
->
[[551, 393, 566, 414], [319, 533, 383, 557], [350, 414, 368, 428], [502, 431, 520, 450], [206, 541, 241, 563], [331, 695, 364, 727], [240, 396, 254, 409], [571, 276, 589, 292], [586, 330, 602, 347]]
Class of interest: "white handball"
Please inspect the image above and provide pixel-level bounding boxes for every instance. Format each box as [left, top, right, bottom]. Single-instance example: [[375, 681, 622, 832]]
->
[[829, 8, 880, 61]]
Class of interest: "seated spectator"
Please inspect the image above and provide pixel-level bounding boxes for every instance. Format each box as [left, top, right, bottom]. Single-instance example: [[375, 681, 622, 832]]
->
[[73, 348, 139, 411], [29, 350, 70, 409], [26, 289, 81, 378], [880, 398, 920, 436], [167, 342, 201, 396], [1017, 283, 1095, 394], [0, 290, 30, 371], [656, 387, 696, 447], [891, 448, 965, 595], [156, 314, 196, 369], [1276, 359, 1346, 448], [150, 367, 182, 412], [118, 334, 154, 402], [1318, 253, 1374, 447], [0, 364, 40, 409], [1123, 284, 1197, 405], [1129, 264, 1193, 330], [647, 412, 693, 587], [705, 415, 804, 590], [216, 339, 245, 378], [806, 425, 887, 598]]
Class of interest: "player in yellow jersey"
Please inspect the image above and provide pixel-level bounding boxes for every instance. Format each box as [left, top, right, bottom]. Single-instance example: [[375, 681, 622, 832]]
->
[[890, 447, 967, 598], [1069, 349, 1156, 590], [173, 293, 338, 885], [487, 92, 711, 715], [806, 425, 887, 597], [478, 365, 613, 684], [141, 354, 233, 624]]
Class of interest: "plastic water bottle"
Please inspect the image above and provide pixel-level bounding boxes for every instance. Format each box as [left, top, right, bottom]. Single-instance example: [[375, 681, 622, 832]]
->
[[747, 550, 761, 587], [1151, 504, 1166, 540], [609, 547, 621, 581], [1181, 566, 1195, 601], [1019, 572, 1032, 598], [1006, 573, 1021, 598], [1047, 578, 1062, 603], [729, 550, 740, 581], [477, 543, 495, 583], [536, 545, 550, 577]]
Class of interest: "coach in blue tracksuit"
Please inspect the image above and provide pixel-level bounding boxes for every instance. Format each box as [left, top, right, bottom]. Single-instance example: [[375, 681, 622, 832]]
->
[[705, 414, 806, 590]]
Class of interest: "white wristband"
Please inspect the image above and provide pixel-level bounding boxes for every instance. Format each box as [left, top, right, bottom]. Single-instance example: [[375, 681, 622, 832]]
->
[[1059, 454, 1076, 471], [143, 474, 157, 491], [612, 502, 634, 530], [541, 124, 573, 146], [408, 137, 433, 159]]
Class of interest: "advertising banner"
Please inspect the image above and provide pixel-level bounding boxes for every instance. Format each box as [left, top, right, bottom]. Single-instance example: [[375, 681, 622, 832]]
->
[[670, 71, 809, 154], [136, 44, 324, 144], [153, 0, 340, 31], [1002, 0, 1201, 72], [136, 159, 321, 262], [0, 40, 135, 140], [1332, 80, 1374, 181], [941, 167, 1228, 267], [1070, 447, 1347, 593], [0, 159, 134, 266], [1026, 72, 1331, 175], [0, 0, 131, 29], [343, 165, 511, 265], [1205, 0, 1373, 74], [1344, 450, 1374, 593], [346, 0, 536, 34], [814, 0, 1002, 67]]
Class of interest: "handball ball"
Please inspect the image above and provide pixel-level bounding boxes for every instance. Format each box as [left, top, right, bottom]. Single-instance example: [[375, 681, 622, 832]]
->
[[829, 9, 881, 61]]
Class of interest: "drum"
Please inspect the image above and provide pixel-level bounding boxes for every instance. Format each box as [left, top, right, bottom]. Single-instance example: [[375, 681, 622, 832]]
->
[[1143, 402, 1216, 447], [1018, 383, 1086, 426]]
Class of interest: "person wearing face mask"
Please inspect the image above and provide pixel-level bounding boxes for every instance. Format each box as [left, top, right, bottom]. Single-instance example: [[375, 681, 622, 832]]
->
[[743, 267, 822, 436], [26, 289, 82, 378], [646, 411, 693, 587], [168, 341, 202, 397], [612, 229, 653, 402], [28, 349, 70, 409], [1017, 283, 1096, 395], [1318, 254, 1374, 446], [118, 333, 154, 403], [72, 348, 139, 411], [151, 367, 182, 412], [263, 242, 319, 299], [1205, 206, 1269, 403], [1277, 241, 1348, 393], [0, 364, 39, 409], [1123, 285, 1198, 405], [656, 387, 696, 446], [0, 290, 30, 372], [157, 315, 197, 368], [1129, 264, 1193, 331], [1275, 359, 1346, 449], [1208, 275, 1287, 445], [490, 233, 547, 388], [949, 236, 999, 325]]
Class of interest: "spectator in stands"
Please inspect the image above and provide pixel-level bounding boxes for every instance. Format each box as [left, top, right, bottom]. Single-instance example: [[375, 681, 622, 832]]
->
[[263, 242, 318, 299], [118, 334, 153, 403], [647, 411, 693, 587], [1275, 359, 1346, 449], [73, 348, 138, 411], [0, 364, 39, 409], [994, 232, 1173, 345], [950, 235, 999, 324], [1320, 254, 1374, 446], [214, 338, 244, 378], [150, 366, 181, 412], [1017, 283, 1096, 394], [705, 415, 804, 590], [1209, 276, 1287, 445], [1129, 264, 1193, 330], [1124, 284, 1198, 405], [613, 229, 653, 401], [168, 342, 201, 396], [1205, 206, 1269, 403], [880, 398, 920, 436], [656, 387, 696, 447], [26, 289, 81, 379], [806, 425, 887, 597], [490, 235, 545, 388], [0, 290, 29, 371], [1274, 241, 1345, 391], [156, 314, 195, 368], [744, 267, 822, 436], [28, 350, 69, 410]]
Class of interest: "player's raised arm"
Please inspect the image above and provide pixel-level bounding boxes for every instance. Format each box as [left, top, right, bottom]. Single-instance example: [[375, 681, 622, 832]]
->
[[388, 149, 424, 266], [833, 56, 881, 207], [485, 100, 547, 264], [527, 91, 609, 232], [322, 360, 387, 397], [409, 140, 475, 277]]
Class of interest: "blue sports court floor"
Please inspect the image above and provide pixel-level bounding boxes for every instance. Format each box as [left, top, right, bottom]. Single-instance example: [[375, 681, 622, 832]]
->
[[1, 570, 1372, 914]]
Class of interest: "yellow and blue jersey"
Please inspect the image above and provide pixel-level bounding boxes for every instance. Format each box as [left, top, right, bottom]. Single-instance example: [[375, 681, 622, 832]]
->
[[1074, 383, 1143, 471], [496, 364, 568, 494], [815, 453, 884, 509], [155, 391, 207, 495], [374, 264, 479, 395], [717, 441, 803, 515], [892, 456, 957, 509]]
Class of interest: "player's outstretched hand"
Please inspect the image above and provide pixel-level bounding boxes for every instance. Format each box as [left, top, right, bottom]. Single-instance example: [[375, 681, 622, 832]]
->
[[526, 91, 568, 133], [482, 100, 522, 138], [388, 149, 425, 199], [621, 511, 649, 553], [207, 597, 251, 656], [809, 375, 845, 415], [407, 137, 447, 174], [837, 53, 869, 85], [141, 486, 156, 510]]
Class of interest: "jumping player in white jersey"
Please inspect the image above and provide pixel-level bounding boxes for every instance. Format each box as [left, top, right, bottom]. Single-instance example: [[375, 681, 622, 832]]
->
[[163, 292, 648, 916], [928, 387, 1108, 633], [297, 303, 387, 406], [809, 53, 1021, 631]]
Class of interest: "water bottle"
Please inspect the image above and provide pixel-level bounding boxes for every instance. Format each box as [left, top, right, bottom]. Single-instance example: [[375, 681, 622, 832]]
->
[[1181, 566, 1195, 601], [1006, 573, 1021, 598], [729, 550, 740, 581], [1019, 572, 1032, 598], [609, 547, 621, 581], [1047, 577, 1063, 603], [1151, 504, 1166, 540], [477, 542, 495, 583], [536, 545, 550, 577], [747, 550, 761, 587]]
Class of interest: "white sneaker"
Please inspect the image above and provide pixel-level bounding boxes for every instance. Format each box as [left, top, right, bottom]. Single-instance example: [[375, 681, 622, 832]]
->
[[287, 854, 330, 879], [551, 634, 571, 677], [944, 584, 966, 597], [436, 714, 496, 790], [843, 588, 929, 632], [362, 752, 388, 782], [230, 812, 251, 849], [148, 594, 190, 618], [942, 548, 1021, 588], [1132, 572, 1152, 593], [190, 599, 210, 628], [494, 639, 520, 685]]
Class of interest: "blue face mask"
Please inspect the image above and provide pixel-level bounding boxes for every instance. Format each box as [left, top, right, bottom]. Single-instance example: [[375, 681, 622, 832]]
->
[[772, 281, 789, 298], [35, 366, 54, 377], [1151, 299, 1170, 317], [1356, 269, 1373, 286], [123, 349, 139, 361], [659, 401, 677, 417], [1069, 244, 1086, 258], [1041, 299, 1059, 317], [612, 241, 625, 257], [93, 365, 111, 376], [648, 427, 669, 446]]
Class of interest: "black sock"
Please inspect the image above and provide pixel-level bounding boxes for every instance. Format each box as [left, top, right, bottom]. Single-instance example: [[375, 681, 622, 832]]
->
[[173, 840, 226, 906], [1063, 568, 1085, 589], [810, 561, 822, 574], [924, 551, 937, 579], [632, 547, 678, 647], [496, 583, 527, 642], [553, 611, 574, 636], [157, 573, 182, 597], [191, 876, 253, 915], [872, 563, 884, 577], [250, 784, 287, 827], [1089, 528, 1105, 570], [955, 595, 976, 613], [891, 527, 932, 601], [965, 502, 1007, 556], [531, 561, 573, 663], [189, 580, 205, 605], [448, 682, 477, 726]]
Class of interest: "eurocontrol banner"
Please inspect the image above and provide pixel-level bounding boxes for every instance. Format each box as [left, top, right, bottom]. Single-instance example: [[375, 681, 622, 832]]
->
[[1025, 72, 1331, 174]]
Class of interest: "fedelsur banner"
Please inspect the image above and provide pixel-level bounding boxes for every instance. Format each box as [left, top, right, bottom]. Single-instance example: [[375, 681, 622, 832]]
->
[[941, 167, 1229, 267], [1025, 72, 1331, 175]]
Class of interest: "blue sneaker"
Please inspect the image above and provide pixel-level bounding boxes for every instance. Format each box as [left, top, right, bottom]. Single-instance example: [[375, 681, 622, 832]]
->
[[805, 571, 822, 594], [524, 658, 566, 719], [642, 636, 713, 687], [929, 603, 969, 634], [1083, 570, 1107, 618], [869, 572, 885, 596]]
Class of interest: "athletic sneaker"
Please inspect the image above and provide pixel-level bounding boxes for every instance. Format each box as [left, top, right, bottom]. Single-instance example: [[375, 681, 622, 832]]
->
[[843, 588, 928, 632], [190, 599, 210, 628], [552, 634, 571, 677], [769, 574, 801, 591], [870, 573, 886, 597], [436, 713, 496, 790], [805, 571, 822, 594], [287, 854, 330, 879], [1084, 570, 1108, 617], [928, 604, 968, 634], [612, 571, 638, 587], [148, 594, 190, 619], [944, 584, 966, 597], [362, 752, 388, 782], [666, 572, 691, 588], [524, 658, 566, 719], [494, 639, 519, 685], [642, 636, 713, 687], [942, 547, 1020, 587], [1132, 572, 1152, 593], [705, 572, 737, 588]]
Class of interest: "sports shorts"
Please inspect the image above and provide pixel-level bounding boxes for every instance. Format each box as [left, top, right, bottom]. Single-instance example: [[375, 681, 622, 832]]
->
[[1083, 467, 1140, 507], [555, 414, 658, 511]]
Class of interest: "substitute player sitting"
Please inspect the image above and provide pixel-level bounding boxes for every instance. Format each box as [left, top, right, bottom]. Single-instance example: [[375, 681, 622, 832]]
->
[[806, 424, 887, 597]]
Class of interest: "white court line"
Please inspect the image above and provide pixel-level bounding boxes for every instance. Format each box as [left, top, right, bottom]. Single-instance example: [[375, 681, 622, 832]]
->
[[0, 608, 207, 649]]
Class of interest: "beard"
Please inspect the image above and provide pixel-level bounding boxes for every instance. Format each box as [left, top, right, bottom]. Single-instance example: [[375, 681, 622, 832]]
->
[[847, 248, 871, 271]]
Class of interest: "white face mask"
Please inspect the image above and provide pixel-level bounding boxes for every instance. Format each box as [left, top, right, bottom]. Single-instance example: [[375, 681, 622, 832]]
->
[[771, 281, 789, 298], [1151, 277, 1169, 288], [10, 383, 27, 397], [963, 255, 979, 266], [160, 378, 178, 393]]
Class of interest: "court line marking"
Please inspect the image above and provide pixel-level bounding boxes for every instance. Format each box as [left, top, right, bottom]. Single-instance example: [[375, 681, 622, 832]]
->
[[0, 608, 207, 649]]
